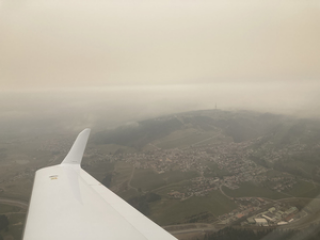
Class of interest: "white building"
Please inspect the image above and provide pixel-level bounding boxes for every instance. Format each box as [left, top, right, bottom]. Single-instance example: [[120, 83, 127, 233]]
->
[[255, 218, 268, 226], [277, 221, 288, 225]]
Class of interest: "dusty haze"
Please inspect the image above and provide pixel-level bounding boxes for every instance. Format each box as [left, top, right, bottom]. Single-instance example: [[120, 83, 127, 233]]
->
[[0, 0, 320, 133]]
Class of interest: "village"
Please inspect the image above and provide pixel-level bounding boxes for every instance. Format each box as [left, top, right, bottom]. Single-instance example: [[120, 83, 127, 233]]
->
[[83, 139, 310, 226], [83, 139, 305, 198], [0, 136, 312, 229]]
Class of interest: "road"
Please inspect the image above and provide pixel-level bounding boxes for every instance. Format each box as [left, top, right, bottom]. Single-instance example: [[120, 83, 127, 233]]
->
[[170, 227, 214, 235], [166, 223, 220, 238], [219, 184, 233, 200], [0, 197, 29, 209], [127, 166, 139, 193]]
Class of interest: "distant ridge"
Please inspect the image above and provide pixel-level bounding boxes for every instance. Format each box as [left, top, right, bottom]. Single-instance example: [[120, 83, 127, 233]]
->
[[93, 109, 317, 150]]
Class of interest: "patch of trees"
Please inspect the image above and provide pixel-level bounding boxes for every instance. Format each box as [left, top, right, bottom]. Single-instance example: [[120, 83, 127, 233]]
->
[[183, 116, 215, 131], [224, 118, 259, 143], [271, 153, 320, 183], [127, 192, 161, 216], [145, 192, 161, 202], [127, 196, 150, 216], [292, 150, 320, 166], [0, 215, 9, 232], [274, 161, 307, 179], [94, 118, 183, 149]]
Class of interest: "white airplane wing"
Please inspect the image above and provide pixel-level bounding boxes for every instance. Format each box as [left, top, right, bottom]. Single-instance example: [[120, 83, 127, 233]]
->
[[23, 129, 177, 240]]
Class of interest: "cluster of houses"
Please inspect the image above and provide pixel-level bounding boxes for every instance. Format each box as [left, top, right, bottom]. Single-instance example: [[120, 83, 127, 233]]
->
[[218, 197, 270, 225], [217, 199, 300, 227], [268, 177, 297, 192], [79, 136, 306, 200], [247, 206, 299, 226]]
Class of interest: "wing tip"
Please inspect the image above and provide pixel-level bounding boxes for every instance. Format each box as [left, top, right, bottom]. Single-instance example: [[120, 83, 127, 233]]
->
[[61, 128, 91, 165]]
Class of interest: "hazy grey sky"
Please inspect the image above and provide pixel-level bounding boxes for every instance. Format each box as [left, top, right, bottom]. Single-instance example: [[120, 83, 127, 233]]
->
[[0, 0, 320, 130], [1, 0, 320, 88]]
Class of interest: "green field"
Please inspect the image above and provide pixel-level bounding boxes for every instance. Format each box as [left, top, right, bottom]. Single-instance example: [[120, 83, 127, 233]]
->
[[289, 160, 315, 177], [111, 161, 133, 189], [298, 186, 320, 198], [131, 169, 199, 191], [223, 182, 287, 199], [155, 180, 192, 195], [83, 161, 114, 182], [117, 188, 140, 200], [149, 190, 237, 225], [1, 177, 34, 202], [286, 180, 316, 197]]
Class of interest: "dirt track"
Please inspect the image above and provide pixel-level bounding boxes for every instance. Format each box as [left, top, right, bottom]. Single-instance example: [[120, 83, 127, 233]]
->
[[0, 197, 28, 209]]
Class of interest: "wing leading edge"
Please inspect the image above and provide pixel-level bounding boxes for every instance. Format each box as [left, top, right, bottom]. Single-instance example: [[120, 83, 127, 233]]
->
[[23, 129, 177, 240]]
